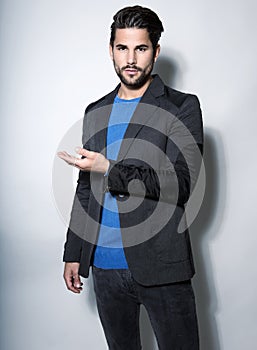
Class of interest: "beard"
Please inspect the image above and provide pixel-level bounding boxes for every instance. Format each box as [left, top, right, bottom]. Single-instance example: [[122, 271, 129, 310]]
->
[[113, 58, 155, 89]]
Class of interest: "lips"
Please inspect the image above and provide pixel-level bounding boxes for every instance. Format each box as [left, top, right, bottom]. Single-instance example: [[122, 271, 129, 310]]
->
[[124, 68, 138, 75]]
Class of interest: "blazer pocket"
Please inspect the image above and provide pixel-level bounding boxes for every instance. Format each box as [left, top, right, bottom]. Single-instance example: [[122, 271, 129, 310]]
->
[[155, 231, 190, 264]]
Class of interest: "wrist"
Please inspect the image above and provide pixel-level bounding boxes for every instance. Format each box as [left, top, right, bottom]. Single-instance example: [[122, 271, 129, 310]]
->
[[104, 160, 110, 174]]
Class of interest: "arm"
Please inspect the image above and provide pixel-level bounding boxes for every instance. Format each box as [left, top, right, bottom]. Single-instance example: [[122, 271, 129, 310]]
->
[[59, 107, 105, 293], [106, 95, 203, 206], [59, 95, 203, 207]]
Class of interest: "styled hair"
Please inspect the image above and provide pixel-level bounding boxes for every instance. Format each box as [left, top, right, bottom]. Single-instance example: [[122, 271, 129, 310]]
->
[[110, 5, 164, 51]]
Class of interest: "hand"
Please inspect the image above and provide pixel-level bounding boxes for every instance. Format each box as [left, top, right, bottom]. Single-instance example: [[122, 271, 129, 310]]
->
[[57, 147, 110, 173], [63, 262, 83, 294]]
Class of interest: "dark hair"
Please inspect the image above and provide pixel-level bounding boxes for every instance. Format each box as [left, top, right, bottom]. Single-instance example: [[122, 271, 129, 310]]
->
[[110, 5, 164, 51]]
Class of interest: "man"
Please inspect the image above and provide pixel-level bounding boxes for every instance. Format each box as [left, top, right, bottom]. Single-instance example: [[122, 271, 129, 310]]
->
[[58, 5, 203, 350]]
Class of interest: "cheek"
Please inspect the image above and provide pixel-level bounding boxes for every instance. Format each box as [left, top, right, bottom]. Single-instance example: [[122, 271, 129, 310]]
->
[[141, 54, 154, 66], [144, 58, 154, 69], [113, 54, 123, 66]]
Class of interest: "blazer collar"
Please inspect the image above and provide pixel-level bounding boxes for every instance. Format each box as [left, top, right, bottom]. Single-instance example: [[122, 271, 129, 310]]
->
[[102, 74, 165, 106]]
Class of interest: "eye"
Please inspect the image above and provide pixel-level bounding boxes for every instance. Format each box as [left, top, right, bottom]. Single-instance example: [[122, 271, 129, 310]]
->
[[117, 46, 127, 51], [136, 47, 147, 52]]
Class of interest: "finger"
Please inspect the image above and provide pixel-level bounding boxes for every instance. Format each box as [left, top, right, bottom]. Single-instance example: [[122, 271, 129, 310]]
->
[[73, 274, 83, 289], [57, 151, 72, 161], [58, 152, 80, 166], [57, 151, 72, 157], [64, 274, 82, 294]]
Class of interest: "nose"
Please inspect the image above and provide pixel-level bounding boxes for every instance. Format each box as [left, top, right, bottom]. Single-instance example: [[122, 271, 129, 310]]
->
[[127, 50, 136, 65]]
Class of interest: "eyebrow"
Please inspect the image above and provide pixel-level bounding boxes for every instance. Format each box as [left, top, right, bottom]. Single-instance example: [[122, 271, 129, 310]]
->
[[115, 44, 149, 49]]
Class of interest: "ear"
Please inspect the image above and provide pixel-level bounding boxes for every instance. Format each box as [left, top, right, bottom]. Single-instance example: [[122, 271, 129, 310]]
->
[[109, 44, 114, 60], [154, 45, 161, 62]]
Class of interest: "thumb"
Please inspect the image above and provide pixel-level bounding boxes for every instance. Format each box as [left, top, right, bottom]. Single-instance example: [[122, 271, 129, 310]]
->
[[75, 147, 95, 159]]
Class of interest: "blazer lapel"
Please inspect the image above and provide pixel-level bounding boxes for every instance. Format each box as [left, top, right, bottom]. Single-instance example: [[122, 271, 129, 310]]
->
[[117, 75, 164, 161], [90, 86, 119, 156]]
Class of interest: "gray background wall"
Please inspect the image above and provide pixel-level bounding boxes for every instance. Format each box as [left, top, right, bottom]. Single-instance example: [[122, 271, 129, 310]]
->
[[1, 0, 257, 349]]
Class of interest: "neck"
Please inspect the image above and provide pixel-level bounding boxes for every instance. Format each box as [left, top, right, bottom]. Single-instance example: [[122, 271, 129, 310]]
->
[[118, 76, 153, 100]]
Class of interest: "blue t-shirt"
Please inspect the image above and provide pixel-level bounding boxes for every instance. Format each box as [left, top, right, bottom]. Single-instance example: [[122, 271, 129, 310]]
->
[[93, 95, 141, 269]]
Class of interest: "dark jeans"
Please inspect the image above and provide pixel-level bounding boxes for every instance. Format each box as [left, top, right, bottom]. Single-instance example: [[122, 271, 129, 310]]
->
[[92, 266, 199, 350]]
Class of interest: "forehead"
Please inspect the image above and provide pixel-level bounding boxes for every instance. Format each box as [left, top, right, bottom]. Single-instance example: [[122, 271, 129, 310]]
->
[[114, 28, 151, 45]]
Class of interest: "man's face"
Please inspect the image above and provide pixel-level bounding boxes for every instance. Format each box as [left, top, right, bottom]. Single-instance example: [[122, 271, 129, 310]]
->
[[110, 28, 160, 89]]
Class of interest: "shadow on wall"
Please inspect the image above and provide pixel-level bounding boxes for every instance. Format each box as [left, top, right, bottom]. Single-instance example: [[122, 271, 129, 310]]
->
[[84, 56, 225, 350], [153, 54, 184, 87], [191, 128, 226, 350]]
